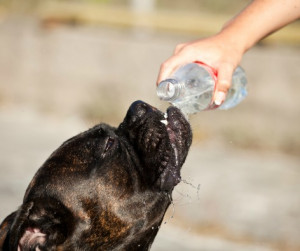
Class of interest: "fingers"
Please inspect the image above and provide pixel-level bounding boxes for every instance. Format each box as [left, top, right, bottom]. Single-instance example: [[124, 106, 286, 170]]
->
[[156, 43, 191, 85], [174, 43, 185, 54], [213, 63, 234, 105], [157, 39, 238, 108], [156, 60, 175, 86], [156, 55, 190, 85]]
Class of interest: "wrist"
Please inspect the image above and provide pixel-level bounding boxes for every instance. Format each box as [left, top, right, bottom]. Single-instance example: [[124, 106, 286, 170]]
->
[[217, 25, 251, 55]]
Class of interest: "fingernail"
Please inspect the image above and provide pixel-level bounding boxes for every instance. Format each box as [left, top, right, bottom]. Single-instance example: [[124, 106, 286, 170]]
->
[[214, 91, 226, 106]]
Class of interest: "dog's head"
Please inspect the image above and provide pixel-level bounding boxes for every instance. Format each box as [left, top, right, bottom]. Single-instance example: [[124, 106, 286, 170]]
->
[[0, 101, 192, 250]]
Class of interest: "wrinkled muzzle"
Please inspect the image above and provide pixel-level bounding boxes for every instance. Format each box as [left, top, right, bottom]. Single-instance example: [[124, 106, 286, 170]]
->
[[118, 101, 192, 191]]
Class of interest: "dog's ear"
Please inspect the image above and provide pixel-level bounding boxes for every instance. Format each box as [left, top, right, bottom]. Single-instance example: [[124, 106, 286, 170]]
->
[[6, 198, 75, 250], [0, 211, 17, 249]]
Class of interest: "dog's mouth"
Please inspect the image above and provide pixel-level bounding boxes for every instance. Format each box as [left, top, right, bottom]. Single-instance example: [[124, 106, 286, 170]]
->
[[164, 106, 189, 165], [157, 106, 192, 190], [118, 101, 192, 191]]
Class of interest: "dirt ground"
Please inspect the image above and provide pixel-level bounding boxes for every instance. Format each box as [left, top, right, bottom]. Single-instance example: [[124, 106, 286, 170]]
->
[[0, 17, 299, 250]]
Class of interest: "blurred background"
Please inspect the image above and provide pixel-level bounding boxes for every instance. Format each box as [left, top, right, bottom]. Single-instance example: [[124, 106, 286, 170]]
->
[[0, 0, 299, 250]]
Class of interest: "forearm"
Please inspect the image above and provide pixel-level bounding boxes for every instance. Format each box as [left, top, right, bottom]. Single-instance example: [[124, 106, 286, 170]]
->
[[219, 0, 300, 53]]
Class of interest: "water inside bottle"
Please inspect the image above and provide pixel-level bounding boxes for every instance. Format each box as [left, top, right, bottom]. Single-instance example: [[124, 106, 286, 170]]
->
[[171, 76, 215, 116], [219, 66, 248, 110], [157, 63, 247, 116]]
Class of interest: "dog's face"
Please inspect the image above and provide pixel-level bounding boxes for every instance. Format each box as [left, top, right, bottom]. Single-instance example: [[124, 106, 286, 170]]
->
[[0, 101, 192, 250]]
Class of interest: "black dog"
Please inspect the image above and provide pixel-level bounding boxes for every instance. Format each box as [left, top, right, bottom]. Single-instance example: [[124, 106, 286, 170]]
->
[[0, 101, 192, 250]]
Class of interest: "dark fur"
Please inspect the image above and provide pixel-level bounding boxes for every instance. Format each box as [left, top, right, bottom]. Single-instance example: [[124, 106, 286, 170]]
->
[[0, 101, 192, 250]]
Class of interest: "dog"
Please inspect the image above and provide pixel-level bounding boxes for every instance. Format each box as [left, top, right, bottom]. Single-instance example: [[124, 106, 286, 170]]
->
[[0, 100, 192, 250]]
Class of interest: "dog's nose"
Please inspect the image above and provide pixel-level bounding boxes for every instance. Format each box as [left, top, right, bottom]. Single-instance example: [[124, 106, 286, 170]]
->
[[124, 100, 155, 126], [129, 100, 152, 118]]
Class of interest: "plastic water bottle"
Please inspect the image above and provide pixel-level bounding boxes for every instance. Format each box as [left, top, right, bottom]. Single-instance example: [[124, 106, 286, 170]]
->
[[156, 62, 247, 116]]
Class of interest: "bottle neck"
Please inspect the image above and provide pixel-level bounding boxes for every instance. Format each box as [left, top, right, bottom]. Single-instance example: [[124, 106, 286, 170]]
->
[[157, 78, 183, 101]]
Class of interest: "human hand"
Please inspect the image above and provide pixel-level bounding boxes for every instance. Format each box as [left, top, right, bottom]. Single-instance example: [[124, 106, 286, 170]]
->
[[156, 34, 244, 106]]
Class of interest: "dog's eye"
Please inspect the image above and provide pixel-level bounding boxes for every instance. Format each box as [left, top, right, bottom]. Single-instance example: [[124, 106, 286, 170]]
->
[[104, 137, 115, 153]]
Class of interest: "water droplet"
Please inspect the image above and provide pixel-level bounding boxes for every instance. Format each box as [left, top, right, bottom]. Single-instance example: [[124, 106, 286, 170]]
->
[[160, 119, 168, 125]]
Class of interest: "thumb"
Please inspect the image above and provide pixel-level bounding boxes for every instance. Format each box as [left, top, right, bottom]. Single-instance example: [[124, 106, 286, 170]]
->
[[213, 63, 235, 106]]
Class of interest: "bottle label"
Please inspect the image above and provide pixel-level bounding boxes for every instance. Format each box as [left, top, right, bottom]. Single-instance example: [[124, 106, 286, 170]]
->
[[194, 61, 219, 109], [194, 61, 218, 81]]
